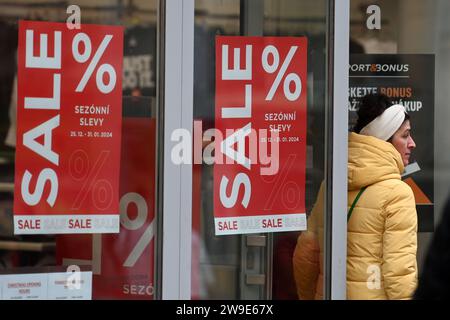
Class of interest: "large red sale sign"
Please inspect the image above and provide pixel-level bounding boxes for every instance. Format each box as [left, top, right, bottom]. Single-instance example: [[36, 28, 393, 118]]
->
[[214, 36, 307, 235], [14, 21, 123, 234]]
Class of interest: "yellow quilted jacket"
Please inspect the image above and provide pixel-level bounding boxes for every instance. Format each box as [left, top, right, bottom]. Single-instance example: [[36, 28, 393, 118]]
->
[[293, 132, 418, 299]]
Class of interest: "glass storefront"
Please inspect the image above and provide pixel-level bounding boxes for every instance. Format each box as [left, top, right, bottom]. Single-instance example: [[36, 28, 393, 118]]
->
[[2, 0, 445, 301], [0, 0, 158, 300], [0, 0, 342, 300]]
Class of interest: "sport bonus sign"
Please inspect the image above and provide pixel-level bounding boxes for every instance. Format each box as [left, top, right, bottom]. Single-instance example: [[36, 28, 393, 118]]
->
[[214, 36, 308, 235], [14, 21, 123, 234]]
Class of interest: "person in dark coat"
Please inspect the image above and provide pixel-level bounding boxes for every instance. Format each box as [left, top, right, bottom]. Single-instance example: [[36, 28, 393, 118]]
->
[[414, 195, 450, 299]]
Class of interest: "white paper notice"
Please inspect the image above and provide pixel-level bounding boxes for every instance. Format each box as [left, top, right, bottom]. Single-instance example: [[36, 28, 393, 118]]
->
[[0, 273, 47, 300], [0, 271, 92, 300], [47, 271, 92, 300]]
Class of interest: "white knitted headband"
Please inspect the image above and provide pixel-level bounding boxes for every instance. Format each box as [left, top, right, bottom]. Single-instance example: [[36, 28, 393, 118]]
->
[[359, 104, 407, 141]]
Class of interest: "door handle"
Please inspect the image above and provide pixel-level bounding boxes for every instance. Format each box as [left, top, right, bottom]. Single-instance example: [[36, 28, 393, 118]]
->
[[246, 235, 266, 247], [245, 274, 265, 285]]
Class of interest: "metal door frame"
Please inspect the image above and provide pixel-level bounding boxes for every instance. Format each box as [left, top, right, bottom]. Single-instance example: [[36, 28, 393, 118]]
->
[[325, 0, 349, 300], [156, 0, 194, 300]]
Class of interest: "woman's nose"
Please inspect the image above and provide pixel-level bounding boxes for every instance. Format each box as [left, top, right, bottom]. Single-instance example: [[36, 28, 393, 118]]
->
[[408, 136, 416, 149]]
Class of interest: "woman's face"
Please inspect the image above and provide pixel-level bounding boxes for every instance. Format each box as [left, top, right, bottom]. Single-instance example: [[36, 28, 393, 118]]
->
[[391, 119, 416, 166]]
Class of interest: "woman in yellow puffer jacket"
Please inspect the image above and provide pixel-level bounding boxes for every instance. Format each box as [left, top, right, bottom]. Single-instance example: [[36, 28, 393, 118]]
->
[[293, 93, 418, 300]]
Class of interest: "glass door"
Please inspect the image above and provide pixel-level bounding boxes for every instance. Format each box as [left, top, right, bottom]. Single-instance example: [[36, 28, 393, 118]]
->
[[0, 0, 159, 300], [190, 0, 333, 300]]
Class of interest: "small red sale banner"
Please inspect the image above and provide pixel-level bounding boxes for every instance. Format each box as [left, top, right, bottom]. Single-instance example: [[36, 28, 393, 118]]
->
[[214, 36, 307, 235], [57, 118, 156, 299], [14, 21, 123, 234]]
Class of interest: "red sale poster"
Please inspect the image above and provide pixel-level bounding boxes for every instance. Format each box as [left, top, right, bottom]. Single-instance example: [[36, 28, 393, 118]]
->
[[214, 36, 307, 235], [57, 118, 156, 299], [14, 21, 123, 234]]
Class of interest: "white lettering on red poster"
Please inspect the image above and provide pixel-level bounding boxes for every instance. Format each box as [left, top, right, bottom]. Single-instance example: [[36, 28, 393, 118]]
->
[[14, 21, 123, 234], [214, 36, 308, 235]]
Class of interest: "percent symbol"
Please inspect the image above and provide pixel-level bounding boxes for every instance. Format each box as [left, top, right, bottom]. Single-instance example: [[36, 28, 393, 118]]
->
[[72, 33, 117, 93], [262, 154, 301, 210], [69, 149, 113, 210], [120, 192, 155, 267], [262, 45, 302, 101]]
